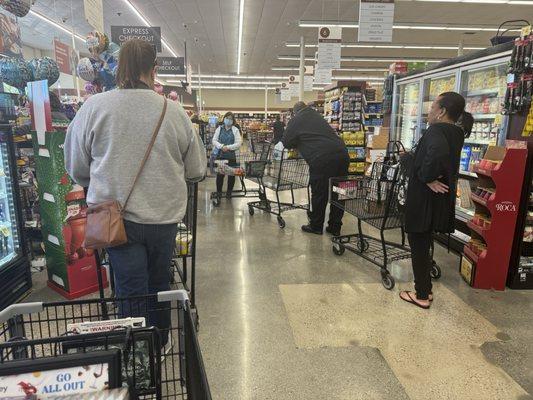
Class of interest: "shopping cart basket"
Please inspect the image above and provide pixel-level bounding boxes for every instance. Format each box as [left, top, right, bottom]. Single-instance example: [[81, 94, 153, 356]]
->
[[209, 144, 271, 207], [0, 290, 211, 400], [329, 162, 441, 289], [247, 149, 310, 229]]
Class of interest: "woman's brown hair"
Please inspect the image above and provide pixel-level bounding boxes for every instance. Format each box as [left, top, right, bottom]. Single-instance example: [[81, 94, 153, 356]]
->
[[116, 39, 157, 89]]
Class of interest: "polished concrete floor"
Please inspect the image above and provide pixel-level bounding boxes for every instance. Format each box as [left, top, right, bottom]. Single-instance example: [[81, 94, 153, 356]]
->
[[25, 178, 533, 399]]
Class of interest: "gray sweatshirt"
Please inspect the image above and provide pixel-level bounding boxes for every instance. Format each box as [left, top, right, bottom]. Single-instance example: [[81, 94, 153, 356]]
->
[[64, 89, 206, 224]]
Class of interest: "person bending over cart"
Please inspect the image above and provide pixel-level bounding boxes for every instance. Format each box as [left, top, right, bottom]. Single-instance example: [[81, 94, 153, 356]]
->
[[64, 39, 207, 345], [282, 101, 350, 236], [401, 92, 471, 309], [212, 111, 242, 199]]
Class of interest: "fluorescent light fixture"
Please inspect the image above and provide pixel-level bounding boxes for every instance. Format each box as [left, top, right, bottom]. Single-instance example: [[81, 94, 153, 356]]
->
[[415, 0, 530, 3], [285, 42, 485, 51], [29, 10, 85, 41], [278, 55, 442, 62], [180, 80, 287, 85], [122, 0, 179, 57], [271, 66, 389, 72], [190, 85, 326, 90], [237, 0, 245, 74], [298, 20, 515, 32], [160, 74, 290, 80]]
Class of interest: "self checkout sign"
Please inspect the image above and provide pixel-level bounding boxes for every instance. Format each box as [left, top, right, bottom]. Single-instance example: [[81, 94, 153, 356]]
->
[[111, 26, 162, 52], [156, 57, 185, 75]]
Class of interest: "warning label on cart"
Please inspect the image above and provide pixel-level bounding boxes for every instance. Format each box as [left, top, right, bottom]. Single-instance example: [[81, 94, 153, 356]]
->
[[67, 317, 145, 334]]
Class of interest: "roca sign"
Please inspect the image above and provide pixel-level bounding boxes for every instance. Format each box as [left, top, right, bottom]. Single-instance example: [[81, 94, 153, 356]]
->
[[495, 201, 516, 212], [111, 26, 162, 52]]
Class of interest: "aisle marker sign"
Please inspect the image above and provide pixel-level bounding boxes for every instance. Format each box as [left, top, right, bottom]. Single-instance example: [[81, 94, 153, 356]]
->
[[280, 82, 291, 101], [83, 0, 104, 34], [315, 27, 341, 84], [358, 0, 395, 43], [111, 26, 162, 52], [288, 75, 299, 98]]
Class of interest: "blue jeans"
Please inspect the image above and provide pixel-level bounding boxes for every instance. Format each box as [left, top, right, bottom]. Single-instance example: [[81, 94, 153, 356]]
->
[[107, 220, 177, 346]]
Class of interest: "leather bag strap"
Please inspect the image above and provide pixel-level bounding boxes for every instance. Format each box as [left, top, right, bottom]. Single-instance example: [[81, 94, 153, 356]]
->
[[122, 98, 167, 211]]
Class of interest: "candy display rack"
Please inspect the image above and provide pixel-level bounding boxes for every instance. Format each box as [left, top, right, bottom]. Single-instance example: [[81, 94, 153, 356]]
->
[[460, 143, 528, 290]]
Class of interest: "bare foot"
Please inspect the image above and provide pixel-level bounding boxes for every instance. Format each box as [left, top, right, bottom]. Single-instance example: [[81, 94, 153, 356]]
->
[[399, 291, 431, 309]]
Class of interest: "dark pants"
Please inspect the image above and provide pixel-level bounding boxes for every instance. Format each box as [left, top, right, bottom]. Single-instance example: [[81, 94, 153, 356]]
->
[[216, 157, 237, 194], [308, 152, 350, 231], [408, 231, 433, 300], [107, 220, 177, 346]]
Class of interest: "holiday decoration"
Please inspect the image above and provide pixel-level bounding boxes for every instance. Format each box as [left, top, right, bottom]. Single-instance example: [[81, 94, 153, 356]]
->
[[169, 90, 178, 101], [28, 57, 60, 86], [154, 84, 164, 94], [0, 56, 32, 90], [86, 31, 109, 58], [77, 57, 99, 82], [0, 0, 32, 18]]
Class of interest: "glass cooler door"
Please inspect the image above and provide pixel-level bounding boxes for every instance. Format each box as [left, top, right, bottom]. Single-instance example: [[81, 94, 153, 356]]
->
[[395, 81, 420, 150], [0, 127, 23, 270], [421, 74, 457, 130]]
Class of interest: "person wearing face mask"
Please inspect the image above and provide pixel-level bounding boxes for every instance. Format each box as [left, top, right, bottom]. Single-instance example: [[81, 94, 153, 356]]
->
[[212, 111, 242, 199], [400, 92, 467, 310]]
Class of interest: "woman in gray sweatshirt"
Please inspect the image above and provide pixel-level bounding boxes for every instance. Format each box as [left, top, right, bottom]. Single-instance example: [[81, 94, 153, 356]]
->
[[64, 39, 206, 344]]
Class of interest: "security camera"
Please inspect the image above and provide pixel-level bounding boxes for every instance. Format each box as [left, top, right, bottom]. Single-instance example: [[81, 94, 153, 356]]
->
[[183, 23, 188, 29], [62, 17, 68, 23]]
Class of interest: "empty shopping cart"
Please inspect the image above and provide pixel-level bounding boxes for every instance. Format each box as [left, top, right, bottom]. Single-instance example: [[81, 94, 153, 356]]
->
[[247, 149, 310, 228], [329, 161, 441, 289]]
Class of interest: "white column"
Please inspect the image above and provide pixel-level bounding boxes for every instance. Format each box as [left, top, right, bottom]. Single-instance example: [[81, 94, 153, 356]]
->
[[299, 36, 305, 101], [198, 64, 202, 114], [70, 3, 80, 100], [458, 37, 464, 57], [264, 86, 268, 121]]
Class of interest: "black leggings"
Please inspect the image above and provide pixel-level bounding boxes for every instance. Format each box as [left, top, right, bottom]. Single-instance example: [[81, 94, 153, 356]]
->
[[216, 174, 236, 194], [408, 231, 433, 300]]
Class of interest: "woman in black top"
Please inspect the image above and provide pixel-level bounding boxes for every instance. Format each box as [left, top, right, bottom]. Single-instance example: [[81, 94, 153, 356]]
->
[[400, 92, 471, 309]]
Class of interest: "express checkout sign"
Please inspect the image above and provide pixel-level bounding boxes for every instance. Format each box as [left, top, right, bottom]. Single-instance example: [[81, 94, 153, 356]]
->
[[111, 26, 162, 52]]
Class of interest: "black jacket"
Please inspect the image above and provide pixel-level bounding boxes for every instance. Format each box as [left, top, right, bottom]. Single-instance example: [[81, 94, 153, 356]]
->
[[281, 107, 347, 165], [405, 123, 464, 233], [272, 120, 285, 143]]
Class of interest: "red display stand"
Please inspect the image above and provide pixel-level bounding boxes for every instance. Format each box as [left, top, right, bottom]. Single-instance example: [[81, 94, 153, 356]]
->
[[460, 142, 528, 290]]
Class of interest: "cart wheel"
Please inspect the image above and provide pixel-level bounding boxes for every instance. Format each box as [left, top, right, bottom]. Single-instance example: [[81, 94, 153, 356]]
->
[[277, 216, 286, 229], [248, 206, 255, 216], [332, 243, 345, 256], [381, 274, 395, 290], [430, 261, 442, 280], [212, 197, 221, 207], [356, 239, 369, 253]]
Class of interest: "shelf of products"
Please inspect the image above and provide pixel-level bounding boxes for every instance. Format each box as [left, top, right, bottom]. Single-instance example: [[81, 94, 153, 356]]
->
[[421, 74, 457, 128], [395, 82, 420, 150], [324, 84, 368, 175], [460, 144, 528, 290]]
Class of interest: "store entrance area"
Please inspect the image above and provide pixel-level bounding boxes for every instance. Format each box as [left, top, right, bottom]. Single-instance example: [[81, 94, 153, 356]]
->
[[28, 180, 533, 399]]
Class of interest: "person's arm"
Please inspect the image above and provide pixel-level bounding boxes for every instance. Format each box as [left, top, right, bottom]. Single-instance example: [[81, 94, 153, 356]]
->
[[182, 117, 207, 181], [212, 126, 223, 149], [417, 128, 449, 190], [64, 103, 92, 187], [226, 127, 242, 151], [281, 117, 299, 149]]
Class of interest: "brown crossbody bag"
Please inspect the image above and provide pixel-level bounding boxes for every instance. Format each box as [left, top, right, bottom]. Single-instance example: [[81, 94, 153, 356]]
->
[[84, 98, 168, 249]]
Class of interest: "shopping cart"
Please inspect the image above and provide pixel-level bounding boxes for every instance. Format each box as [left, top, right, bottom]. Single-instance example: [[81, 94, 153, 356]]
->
[[247, 149, 310, 229], [209, 145, 271, 207], [249, 130, 274, 144], [0, 290, 211, 399], [329, 161, 441, 289]]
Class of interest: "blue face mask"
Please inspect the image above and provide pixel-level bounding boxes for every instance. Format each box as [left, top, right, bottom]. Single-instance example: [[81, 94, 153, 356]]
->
[[224, 118, 233, 127]]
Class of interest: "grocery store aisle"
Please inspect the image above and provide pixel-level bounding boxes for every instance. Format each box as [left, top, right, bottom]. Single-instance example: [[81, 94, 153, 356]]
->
[[195, 179, 533, 400]]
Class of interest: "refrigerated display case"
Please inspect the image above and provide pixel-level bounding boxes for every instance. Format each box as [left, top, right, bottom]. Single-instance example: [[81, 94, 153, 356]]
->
[[391, 42, 513, 251], [394, 82, 420, 150], [0, 123, 31, 310]]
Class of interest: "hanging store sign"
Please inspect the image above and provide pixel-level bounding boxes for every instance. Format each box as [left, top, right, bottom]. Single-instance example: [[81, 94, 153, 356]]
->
[[358, 0, 395, 43], [54, 40, 71, 75], [156, 57, 185, 75], [315, 68, 332, 85], [288, 75, 299, 98], [83, 0, 104, 33], [317, 26, 342, 70], [111, 26, 162, 52], [280, 82, 291, 101]]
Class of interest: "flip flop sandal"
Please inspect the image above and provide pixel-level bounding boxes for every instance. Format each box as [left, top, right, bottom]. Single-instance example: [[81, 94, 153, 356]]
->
[[399, 291, 431, 309]]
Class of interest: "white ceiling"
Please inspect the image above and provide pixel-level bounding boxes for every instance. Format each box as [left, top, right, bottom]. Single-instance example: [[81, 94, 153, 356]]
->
[[8, 0, 533, 81]]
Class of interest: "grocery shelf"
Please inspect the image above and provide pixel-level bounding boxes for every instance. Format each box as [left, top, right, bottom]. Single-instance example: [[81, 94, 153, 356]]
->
[[472, 164, 495, 178], [471, 193, 491, 208], [464, 139, 494, 146], [459, 170, 478, 178], [472, 113, 499, 120], [463, 245, 485, 264], [467, 220, 489, 241]]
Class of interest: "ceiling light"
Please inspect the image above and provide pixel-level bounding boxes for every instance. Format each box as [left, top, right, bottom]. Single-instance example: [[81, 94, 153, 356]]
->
[[298, 20, 513, 32], [278, 55, 442, 62], [187, 80, 287, 85], [190, 85, 325, 90], [237, 0, 245, 74], [272, 66, 389, 72], [415, 0, 525, 3], [285, 42, 485, 51], [160, 74, 289, 80], [29, 10, 85, 41], [122, 0, 179, 57]]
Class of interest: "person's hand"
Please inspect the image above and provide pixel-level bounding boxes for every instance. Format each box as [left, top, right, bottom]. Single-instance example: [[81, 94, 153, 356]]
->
[[427, 180, 449, 193], [222, 146, 228, 152]]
